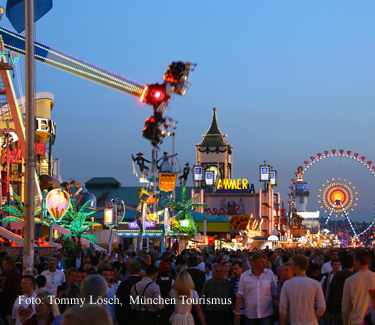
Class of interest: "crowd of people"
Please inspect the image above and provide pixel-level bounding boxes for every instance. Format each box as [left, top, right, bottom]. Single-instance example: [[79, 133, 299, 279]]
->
[[0, 246, 374, 325]]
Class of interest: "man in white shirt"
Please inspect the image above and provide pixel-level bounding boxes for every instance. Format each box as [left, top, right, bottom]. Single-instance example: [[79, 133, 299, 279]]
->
[[235, 253, 277, 325], [12, 275, 37, 325], [279, 255, 326, 325], [41, 257, 65, 295], [342, 249, 375, 325]]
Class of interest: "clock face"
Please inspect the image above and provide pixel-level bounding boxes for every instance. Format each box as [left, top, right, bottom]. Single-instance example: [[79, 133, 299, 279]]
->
[[206, 166, 220, 181]]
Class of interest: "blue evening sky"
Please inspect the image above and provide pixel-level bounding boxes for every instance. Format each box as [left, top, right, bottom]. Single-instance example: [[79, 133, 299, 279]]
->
[[3, 1, 375, 219]]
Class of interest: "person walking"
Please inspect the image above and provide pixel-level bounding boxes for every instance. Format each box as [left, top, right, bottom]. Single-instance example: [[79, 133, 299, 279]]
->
[[130, 265, 163, 325], [321, 251, 341, 275], [170, 270, 206, 325], [187, 255, 206, 297], [230, 261, 245, 324], [0, 256, 21, 324], [342, 249, 375, 325], [202, 263, 233, 325], [41, 257, 65, 296], [115, 261, 142, 325], [11, 275, 37, 325], [279, 255, 326, 325], [56, 268, 80, 313], [321, 258, 341, 300], [274, 262, 294, 324], [326, 254, 355, 325], [235, 253, 277, 325], [25, 291, 61, 325]]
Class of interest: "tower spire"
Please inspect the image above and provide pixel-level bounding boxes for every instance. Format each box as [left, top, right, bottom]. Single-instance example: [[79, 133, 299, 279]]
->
[[207, 107, 220, 135], [195, 107, 232, 179]]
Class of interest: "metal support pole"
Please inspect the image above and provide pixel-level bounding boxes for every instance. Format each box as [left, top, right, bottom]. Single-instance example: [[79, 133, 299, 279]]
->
[[152, 146, 164, 252], [48, 136, 52, 175], [23, 0, 35, 275], [171, 132, 176, 201], [108, 225, 113, 257]]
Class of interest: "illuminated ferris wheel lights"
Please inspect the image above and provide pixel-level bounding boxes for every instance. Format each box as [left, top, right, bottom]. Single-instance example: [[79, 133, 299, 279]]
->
[[292, 149, 375, 239]]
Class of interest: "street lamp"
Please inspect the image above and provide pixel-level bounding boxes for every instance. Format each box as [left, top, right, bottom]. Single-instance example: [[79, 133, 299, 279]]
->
[[204, 170, 215, 187], [192, 165, 203, 187], [110, 198, 126, 226], [259, 162, 278, 237], [104, 206, 114, 256]]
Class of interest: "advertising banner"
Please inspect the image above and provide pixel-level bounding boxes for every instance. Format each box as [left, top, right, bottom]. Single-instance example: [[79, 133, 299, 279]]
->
[[159, 173, 177, 192]]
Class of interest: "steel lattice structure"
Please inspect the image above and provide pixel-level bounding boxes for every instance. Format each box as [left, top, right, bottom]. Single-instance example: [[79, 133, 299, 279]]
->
[[289, 149, 375, 238]]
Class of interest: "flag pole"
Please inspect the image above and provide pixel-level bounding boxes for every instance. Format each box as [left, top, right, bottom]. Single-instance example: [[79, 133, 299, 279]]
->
[[23, 0, 35, 275]]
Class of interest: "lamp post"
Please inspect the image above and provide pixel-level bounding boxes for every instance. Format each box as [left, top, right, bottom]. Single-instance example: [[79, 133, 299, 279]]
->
[[104, 207, 114, 256], [259, 162, 278, 237], [23, 0, 36, 276], [192, 165, 207, 237], [204, 169, 216, 236]]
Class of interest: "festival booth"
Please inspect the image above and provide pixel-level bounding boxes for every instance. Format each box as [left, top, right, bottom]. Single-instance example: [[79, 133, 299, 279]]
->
[[0, 225, 62, 256]]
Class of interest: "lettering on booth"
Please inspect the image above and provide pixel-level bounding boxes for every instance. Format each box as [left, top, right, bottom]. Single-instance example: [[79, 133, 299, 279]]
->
[[216, 178, 254, 192], [35, 118, 56, 136]]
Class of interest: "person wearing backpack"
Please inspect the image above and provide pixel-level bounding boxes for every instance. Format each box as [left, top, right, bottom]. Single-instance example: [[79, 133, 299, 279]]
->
[[157, 260, 174, 324], [115, 261, 142, 325], [130, 265, 164, 325]]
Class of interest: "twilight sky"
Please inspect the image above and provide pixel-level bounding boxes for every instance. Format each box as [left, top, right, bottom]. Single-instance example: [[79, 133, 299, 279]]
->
[[4, 1, 375, 219]]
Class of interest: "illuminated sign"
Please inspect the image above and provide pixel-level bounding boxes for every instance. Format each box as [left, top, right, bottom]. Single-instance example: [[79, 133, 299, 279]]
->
[[128, 220, 156, 229], [216, 178, 255, 192], [159, 173, 177, 192], [1, 143, 46, 164], [205, 171, 215, 186], [260, 166, 270, 181], [270, 170, 277, 186], [193, 166, 203, 181], [35, 118, 56, 138]]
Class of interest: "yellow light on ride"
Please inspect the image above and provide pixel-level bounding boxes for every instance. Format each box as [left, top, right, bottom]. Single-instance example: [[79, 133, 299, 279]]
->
[[331, 190, 345, 203], [147, 213, 158, 222]]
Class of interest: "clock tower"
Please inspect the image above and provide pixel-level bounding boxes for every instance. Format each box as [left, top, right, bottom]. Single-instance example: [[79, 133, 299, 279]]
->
[[195, 108, 232, 180]]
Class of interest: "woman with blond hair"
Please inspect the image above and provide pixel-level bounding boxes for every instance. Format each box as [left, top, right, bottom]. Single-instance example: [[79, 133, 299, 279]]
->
[[169, 270, 206, 325]]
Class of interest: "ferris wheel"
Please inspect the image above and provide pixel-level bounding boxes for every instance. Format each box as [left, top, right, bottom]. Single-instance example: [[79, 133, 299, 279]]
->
[[317, 178, 360, 236], [290, 149, 375, 239]]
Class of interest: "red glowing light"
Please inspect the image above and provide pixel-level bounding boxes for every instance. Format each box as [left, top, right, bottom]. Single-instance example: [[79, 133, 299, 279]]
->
[[141, 83, 169, 107], [153, 91, 162, 99]]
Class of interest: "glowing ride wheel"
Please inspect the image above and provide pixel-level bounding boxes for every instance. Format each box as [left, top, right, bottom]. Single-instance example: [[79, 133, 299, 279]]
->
[[318, 179, 357, 216], [318, 178, 360, 236], [290, 149, 375, 239]]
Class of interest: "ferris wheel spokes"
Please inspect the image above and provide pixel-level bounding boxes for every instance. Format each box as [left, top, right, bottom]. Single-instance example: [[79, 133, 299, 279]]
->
[[325, 208, 334, 225], [340, 202, 358, 237]]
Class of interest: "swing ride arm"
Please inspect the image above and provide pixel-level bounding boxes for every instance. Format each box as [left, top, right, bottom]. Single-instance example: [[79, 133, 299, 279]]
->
[[0, 26, 146, 97]]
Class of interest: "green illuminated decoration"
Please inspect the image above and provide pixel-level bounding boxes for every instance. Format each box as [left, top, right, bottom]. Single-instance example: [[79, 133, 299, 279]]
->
[[166, 186, 200, 236], [60, 200, 96, 242], [1, 193, 46, 225]]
